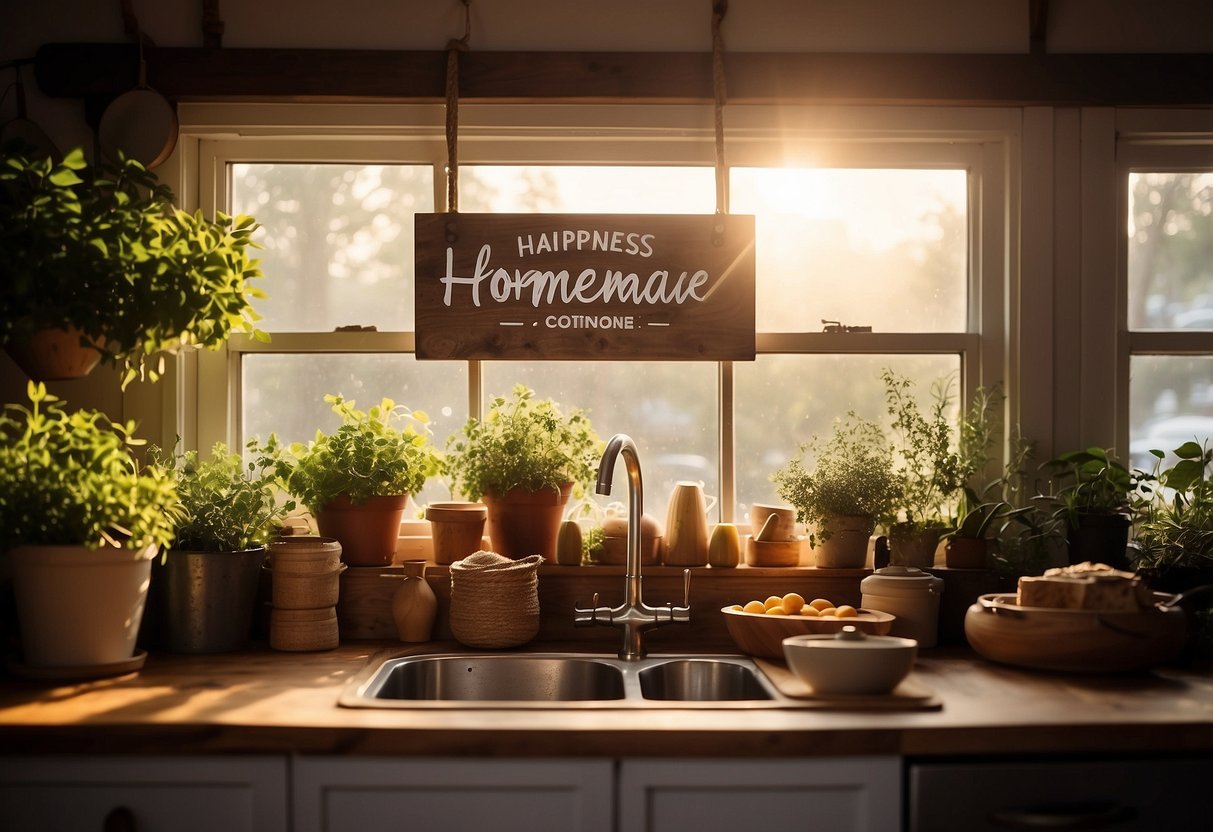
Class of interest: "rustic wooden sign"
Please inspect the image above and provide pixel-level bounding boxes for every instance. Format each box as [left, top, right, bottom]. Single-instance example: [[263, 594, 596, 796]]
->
[[414, 213, 755, 360]]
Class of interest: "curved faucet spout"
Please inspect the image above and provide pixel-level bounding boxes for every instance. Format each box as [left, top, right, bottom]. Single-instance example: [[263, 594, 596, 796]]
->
[[577, 433, 690, 661], [596, 434, 643, 594]]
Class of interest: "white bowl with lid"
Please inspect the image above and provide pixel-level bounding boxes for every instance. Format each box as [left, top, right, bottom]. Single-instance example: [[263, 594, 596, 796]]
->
[[782, 626, 918, 695], [861, 565, 945, 647]]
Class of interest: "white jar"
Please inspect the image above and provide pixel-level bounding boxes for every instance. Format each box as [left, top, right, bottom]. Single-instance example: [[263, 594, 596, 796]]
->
[[860, 565, 945, 647]]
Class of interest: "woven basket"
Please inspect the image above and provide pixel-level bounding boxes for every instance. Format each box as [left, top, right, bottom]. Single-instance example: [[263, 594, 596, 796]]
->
[[449, 551, 543, 648]]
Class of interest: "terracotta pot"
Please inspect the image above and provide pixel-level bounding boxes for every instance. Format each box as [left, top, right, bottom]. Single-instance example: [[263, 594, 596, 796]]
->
[[944, 537, 989, 569], [481, 483, 573, 559], [4, 326, 104, 381], [812, 514, 875, 568], [316, 495, 407, 567], [426, 501, 488, 565], [888, 524, 945, 569], [8, 544, 156, 667]]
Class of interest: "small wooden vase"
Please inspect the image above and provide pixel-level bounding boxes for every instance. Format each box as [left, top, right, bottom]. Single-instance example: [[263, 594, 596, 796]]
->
[[391, 560, 437, 642]]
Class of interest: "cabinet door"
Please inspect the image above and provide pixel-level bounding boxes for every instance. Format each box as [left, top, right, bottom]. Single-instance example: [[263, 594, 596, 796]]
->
[[619, 757, 901, 832], [293, 757, 613, 832], [0, 756, 287, 832], [909, 756, 1213, 831]]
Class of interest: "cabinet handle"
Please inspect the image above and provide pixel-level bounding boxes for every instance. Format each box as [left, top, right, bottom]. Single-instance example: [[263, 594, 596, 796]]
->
[[103, 806, 137, 832], [988, 800, 1136, 829]]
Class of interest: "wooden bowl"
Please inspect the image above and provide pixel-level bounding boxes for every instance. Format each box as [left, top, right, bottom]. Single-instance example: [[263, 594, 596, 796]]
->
[[744, 536, 802, 567], [721, 605, 895, 659], [964, 593, 1188, 673]]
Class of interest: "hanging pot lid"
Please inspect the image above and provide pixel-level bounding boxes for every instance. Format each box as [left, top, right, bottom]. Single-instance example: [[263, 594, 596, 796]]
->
[[98, 45, 177, 169]]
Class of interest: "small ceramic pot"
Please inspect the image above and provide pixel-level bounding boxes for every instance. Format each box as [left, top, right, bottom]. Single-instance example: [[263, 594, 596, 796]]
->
[[782, 626, 917, 695]]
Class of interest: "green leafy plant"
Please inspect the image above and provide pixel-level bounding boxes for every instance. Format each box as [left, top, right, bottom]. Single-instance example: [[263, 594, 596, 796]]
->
[[1042, 446, 1142, 523], [0, 381, 180, 553], [881, 370, 988, 530], [1132, 440, 1213, 573], [282, 395, 439, 514], [442, 384, 603, 500], [153, 439, 296, 552], [772, 413, 899, 547], [0, 147, 268, 387]]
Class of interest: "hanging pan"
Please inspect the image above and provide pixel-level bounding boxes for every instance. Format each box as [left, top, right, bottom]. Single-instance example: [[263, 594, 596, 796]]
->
[[0, 67, 60, 161], [98, 42, 177, 169]]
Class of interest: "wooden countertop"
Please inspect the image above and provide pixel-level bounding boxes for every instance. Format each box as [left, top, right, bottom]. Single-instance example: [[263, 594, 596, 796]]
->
[[2, 642, 1210, 759]]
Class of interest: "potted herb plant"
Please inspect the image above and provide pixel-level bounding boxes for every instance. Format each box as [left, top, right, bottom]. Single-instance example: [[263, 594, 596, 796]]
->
[[881, 370, 968, 567], [149, 439, 295, 652], [0, 147, 267, 388], [442, 384, 602, 559], [772, 413, 899, 568], [282, 394, 438, 567], [1042, 446, 1142, 569], [1131, 440, 1213, 591], [0, 382, 180, 669]]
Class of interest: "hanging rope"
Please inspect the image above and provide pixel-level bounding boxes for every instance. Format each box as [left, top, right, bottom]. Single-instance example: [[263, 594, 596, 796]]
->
[[445, 0, 472, 214], [711, 0, 729, 218]]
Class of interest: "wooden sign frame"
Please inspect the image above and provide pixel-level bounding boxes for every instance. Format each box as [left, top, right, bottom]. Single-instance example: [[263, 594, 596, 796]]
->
[[414, 213, 755, 361]]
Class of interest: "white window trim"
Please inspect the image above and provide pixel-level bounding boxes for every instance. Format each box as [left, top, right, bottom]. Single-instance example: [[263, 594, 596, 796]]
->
[[168, 102, 1018, 520]]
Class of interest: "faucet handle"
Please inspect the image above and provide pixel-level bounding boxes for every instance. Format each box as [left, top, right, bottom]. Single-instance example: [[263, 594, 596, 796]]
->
[[574, 592, 610, 627], [665, 568, 691, 624]]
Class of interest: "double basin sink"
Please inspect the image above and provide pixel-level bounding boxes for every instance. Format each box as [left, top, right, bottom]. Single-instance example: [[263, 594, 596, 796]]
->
[[340, 652, 793, 709]]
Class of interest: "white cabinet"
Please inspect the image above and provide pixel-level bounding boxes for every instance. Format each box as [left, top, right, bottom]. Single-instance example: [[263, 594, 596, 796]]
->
[[618, 757, 901, 832], [0, 756, 287, 832], [292, 756, 614, 832]]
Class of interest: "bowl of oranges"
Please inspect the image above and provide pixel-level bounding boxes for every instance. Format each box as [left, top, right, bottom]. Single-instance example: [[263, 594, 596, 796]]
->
[[721, 593, 896, 659]]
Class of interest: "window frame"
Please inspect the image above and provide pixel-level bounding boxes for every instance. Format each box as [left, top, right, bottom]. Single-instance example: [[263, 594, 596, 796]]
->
[[174, 102, 1018, 522], [1115, 109, 1213, 457]]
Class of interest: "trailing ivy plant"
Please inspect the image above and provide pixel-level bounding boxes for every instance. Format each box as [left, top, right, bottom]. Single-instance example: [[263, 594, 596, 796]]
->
[[282, 395, 439, 514], [772, 413, 900, 547], [0, 147, 268, 387], [152, 439, 296, 552], [0, 381, 181, 554], [442, 384, 603, 501]]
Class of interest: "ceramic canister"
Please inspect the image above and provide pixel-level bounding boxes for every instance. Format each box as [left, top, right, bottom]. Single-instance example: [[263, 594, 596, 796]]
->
[[860, 565, 945, 647]]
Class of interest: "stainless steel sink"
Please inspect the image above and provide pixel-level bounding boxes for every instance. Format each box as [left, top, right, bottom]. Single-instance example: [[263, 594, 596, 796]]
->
[[339, 652, 793, 709], [365, 654, 626, 702]]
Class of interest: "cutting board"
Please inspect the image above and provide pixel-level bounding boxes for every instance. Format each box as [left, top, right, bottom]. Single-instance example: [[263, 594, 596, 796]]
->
[[755, 658, 943, 711]]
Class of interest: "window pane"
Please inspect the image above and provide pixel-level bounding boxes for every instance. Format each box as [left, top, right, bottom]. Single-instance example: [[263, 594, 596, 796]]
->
[[481, 361, 719, 524], [1129, 355, 1213, 471], [242, 354, 466, 507], [231, 164, 434, 332], [458, 165, 715, 213], [1127, 172, 1213, 331], [730, 168, 968, 333], [734, 354, 961, 523]]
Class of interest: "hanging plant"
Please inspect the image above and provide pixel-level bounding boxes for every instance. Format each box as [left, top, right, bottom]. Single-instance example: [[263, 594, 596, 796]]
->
[[0, 146, 268, 387]]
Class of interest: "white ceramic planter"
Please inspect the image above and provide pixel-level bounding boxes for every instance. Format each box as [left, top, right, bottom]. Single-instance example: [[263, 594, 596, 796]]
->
[[8, 544, 156, 667]]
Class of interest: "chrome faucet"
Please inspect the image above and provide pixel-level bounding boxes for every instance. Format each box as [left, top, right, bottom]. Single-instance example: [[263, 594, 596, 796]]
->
[[575, 433, 691, 660]]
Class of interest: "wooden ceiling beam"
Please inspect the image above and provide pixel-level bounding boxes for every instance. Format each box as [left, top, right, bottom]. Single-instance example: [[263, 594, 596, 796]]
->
[[34, 43, 1213, 108]]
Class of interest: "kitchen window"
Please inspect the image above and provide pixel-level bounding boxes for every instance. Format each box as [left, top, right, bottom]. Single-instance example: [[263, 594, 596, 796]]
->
[[183, 104, 1012, 522], [1119, 118, 1213, 473]]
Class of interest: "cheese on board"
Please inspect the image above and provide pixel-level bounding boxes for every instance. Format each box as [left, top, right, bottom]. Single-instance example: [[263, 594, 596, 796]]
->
[[1016, 562, 1153, 611]]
